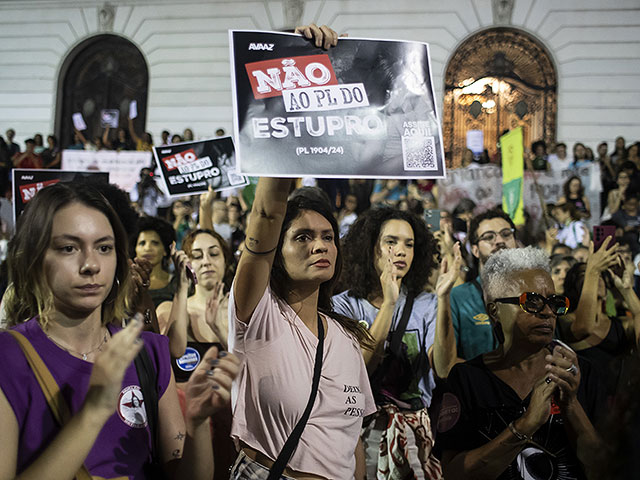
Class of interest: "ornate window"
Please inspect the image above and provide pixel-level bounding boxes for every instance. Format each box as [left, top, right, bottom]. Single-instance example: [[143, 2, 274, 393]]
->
[[443, 28, 557, 168], [55, 34, 149, 148]]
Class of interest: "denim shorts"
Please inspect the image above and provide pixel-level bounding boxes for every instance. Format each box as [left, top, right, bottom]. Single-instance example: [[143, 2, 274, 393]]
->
[[229, 451, 295, 480]]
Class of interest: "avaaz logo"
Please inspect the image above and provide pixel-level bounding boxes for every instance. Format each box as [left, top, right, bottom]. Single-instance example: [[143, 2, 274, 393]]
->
[[249, 43, 274, 51]]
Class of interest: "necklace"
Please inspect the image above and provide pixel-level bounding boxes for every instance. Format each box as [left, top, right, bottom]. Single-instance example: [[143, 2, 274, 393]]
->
[[45, 327, 109, 361]]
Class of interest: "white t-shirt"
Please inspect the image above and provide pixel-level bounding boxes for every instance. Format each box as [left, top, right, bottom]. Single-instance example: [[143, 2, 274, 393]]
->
[[548, 154, 572, 172], [230, 285, 376, 479], [556, 220, 587, 249]]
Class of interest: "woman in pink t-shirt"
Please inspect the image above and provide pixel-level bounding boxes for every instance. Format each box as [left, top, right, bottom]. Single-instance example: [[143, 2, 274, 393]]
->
[[230, 175, 377, 479]]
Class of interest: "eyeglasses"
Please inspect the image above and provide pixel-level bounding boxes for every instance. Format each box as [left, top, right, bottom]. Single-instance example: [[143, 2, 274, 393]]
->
[[494, 292, 570, 316], [477, 228, 515, 244]]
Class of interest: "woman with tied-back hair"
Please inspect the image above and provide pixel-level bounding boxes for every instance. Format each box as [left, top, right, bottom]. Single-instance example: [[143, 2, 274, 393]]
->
[[332, 207, 461, 480], [229, 173, 376, 479], [0, 182, 239, 480], [157, 228, 234, 366], [156, 228, 237, 477]]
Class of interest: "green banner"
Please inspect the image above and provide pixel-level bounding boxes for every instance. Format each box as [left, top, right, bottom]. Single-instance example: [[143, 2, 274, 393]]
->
[[500, 127, 525, 225]]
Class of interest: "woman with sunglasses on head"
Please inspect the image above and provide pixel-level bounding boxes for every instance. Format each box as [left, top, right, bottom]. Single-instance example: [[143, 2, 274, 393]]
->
[[0, 182, 240, 480], [559, 237, 640, 397], [437, 247, 603, 480]]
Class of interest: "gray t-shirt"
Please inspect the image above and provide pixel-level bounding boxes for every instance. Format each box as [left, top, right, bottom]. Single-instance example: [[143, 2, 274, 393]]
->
[[332, 289, 437, 407]]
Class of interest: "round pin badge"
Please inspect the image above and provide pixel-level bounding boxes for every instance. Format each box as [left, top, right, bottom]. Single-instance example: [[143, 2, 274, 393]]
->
[[176, 346, 201, 372], [117, 385, 147, 428]]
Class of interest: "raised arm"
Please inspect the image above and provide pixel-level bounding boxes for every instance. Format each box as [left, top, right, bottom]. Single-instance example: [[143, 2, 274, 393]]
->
[[429, 242, 463, 378], [233, 177, 292, 323], [102, 127, 111, 149], [571, 238, 620, 339], [582, 196, 591, 219], [198, 188, 215, 231], [610, 261, 640, 347], [128, 117, 141, 144], [607, 188, 623, 215], [156, 244, 190, 358], [362, 247, 400, 369], [74, 128, 88, 147], [234, 24, 337, 323]]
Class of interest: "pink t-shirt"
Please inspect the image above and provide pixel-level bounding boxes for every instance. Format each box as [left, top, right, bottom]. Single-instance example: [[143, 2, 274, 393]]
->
[[230, 285, 376, 479]]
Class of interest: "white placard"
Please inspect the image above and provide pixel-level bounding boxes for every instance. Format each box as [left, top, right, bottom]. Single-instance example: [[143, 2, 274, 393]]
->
[[61, 150, 152, 192], [466, 130, 484, 154], [72, 113, 87, 131], [129, 100, 138, 119]]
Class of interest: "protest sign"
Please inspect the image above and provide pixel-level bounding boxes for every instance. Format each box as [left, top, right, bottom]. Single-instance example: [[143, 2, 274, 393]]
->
[[61, 150, 152, 192], [438, 163, 601, 227], [230, 30, 445, 178], [466, 130, 483, 155], [153, 137, 247, 197], [129, 100, 138, 119], [72, 112, 87, 131], [12, 169, 109, 223], [100, 109, 119, 128], [500, 128, 525, 225]]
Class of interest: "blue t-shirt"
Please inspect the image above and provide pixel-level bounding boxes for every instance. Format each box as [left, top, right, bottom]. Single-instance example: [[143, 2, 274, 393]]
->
[[449, 276, 495, 360], [332, 289, 437, 407], [371, 180, 408, 205]]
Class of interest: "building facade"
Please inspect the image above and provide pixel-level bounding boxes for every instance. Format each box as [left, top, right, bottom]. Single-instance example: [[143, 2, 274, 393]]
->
[[1, 0, 638, 153]]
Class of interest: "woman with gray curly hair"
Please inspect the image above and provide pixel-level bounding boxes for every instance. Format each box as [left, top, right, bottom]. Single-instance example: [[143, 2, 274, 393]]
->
[[436, 246, 604, 480]]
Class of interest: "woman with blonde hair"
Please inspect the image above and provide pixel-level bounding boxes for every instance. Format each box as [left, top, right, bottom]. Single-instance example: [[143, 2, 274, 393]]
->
[[0, 182, 239, 479]]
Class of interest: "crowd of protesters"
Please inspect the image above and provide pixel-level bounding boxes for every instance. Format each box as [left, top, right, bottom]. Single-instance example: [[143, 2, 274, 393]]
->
[[0, 24, 639, 480]]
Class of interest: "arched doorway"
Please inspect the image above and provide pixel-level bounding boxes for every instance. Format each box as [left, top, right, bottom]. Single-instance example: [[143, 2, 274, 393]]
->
[[55, 34, 149, 148], [443, 28, 557, 168]]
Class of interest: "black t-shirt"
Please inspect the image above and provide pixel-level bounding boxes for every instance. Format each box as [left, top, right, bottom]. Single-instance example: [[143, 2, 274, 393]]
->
[[435, 355, 605, 480]]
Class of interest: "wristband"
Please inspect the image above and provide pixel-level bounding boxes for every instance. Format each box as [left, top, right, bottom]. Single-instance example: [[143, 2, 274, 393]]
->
[[244, 241, 277, 256], [508, 421, 531, 443]]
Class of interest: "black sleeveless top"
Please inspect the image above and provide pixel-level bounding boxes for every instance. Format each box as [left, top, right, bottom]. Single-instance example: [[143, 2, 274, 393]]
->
[[172, 340, 223, 383], [578, 318, 629, 396]]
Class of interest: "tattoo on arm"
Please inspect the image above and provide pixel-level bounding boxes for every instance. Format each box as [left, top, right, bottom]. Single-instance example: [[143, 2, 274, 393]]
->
[[248, 237, 259, 247], [172, 449, 181, 458], [174, 432, 185, 441]]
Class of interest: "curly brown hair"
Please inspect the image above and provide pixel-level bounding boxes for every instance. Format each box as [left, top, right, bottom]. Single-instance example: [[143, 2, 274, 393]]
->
[[340, 208, 438, 299]]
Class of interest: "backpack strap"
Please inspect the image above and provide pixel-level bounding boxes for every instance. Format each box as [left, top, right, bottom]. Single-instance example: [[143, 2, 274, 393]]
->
[[7, 330, 94, 480]]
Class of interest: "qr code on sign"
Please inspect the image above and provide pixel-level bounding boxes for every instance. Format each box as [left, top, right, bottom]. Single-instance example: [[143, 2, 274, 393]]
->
[[401, 135, 437, 171]]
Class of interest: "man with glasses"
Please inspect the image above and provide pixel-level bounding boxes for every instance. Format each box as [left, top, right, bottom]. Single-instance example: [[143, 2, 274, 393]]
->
[[450, 208, 517, 360], [437, 247, 603, 479]]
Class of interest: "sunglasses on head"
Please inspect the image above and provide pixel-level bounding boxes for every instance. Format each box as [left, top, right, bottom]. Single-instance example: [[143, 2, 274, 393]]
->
[[494, 292, 569, 316]]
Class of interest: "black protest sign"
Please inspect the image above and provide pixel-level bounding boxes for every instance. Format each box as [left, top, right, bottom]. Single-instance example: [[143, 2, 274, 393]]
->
[[230, 30, 445, 179], [153, 137, 247, 197], [12, 169, 109, 223]]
